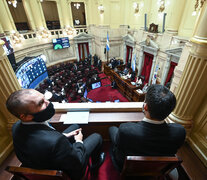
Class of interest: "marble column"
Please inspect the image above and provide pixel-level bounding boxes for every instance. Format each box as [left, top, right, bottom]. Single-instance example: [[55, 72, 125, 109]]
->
[[0, 40, 21, 164], [89, 39, 92, 55], [161, 55, 171, 85], [167, 2, 207, 134], [0, 40, 21, 130], [166, 0, 186, 35], [59, 0, 71, 27], [56, 0, 64, 29], [0, 0, 16, 34], [148, 53, 157, 85], [28, 0, 47, 30], [22, 0, 36, 31], [0, 23, 4, 34], [75, 43, 79, 61], [123, 42, 126, 64], [138, 47, 144, 76]]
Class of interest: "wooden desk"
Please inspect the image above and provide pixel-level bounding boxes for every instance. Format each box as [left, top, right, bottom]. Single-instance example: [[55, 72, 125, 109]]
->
[[50, 111, 144, 141], [104, 67, 145, 102]]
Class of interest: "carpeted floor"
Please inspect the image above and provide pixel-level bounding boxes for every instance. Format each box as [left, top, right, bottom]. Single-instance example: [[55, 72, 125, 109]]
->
[[84, 142, 121, 180], [69, 72, 129, 103], [87, 85, 128, 102]]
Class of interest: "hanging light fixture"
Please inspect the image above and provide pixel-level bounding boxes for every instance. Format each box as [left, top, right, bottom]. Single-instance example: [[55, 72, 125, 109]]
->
[[98, 4, 104, 14], [74, 3, 81, 9], [133, 2, 139, 14], [7, 0, 17, 8], [192, 0, 206, 16], [158, 0, 165, 13]]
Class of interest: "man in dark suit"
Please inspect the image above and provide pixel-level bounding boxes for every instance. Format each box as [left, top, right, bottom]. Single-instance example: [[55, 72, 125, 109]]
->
[[109, 84, 186, 171], [6, 89, 105, 180]]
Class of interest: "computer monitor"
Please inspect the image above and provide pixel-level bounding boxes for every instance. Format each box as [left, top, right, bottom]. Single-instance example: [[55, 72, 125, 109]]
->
[[15, 55, 48, 89], [91, 82, 101, 90], [52, 37, 70, 50]]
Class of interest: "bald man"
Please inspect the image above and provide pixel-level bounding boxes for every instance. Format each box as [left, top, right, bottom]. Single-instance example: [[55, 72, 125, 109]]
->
[[6, 89, 105, 180]]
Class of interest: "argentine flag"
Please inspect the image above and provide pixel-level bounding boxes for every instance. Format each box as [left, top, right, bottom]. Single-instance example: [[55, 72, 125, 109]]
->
[[106, 33, 110, 51], [132, 53, 136, 72], [152, 64, 159, 84]]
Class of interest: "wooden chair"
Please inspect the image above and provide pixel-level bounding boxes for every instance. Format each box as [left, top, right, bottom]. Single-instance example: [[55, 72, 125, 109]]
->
[[5, 166, 70, 180], [121, 156, 182, 180]]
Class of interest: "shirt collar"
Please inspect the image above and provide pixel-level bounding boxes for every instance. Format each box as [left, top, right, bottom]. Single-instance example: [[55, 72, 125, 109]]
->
[[142, 117, 166, 124]]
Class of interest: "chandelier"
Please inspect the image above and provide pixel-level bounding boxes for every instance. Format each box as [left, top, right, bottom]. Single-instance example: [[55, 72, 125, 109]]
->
[[192, 0, 206, 16], [7, 0, 17, 8]]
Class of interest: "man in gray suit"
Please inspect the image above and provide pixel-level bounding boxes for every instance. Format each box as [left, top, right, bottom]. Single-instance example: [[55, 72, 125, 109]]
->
[[109, 84, 186, 171], [6, 89, 105, 180]]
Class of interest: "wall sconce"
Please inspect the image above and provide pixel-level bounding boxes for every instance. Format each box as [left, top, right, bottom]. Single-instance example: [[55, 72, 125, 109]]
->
[[133, 2, 139, 14], [192, 0, 206, 16], [158, 0, 165, 13], [98, 4, 104, 14], [7, 0, 17, 8]]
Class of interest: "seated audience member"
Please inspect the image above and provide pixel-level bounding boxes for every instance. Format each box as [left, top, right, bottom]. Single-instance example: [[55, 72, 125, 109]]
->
[[142, 83, 148, 93], [127, 62, 131, 69], [97, 59, 102, 71], [109, 84, 186, 171], [131, 71, 136, 81], [6, 89, 105, 180], [122, 67, 129, 75]]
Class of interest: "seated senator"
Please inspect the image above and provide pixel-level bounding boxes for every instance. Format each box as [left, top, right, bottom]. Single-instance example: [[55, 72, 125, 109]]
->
[[6, 89, 105, 180], [109, 84, 186, 171]]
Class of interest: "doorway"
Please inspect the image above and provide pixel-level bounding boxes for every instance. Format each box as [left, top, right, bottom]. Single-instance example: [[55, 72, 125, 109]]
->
[[41, 1, 60, 30], [8, 1, 30, 31], [71, 2, 86, 27]]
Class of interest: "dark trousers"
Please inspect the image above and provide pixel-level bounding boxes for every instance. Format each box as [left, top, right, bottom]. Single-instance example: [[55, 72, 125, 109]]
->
[[63, 124, 103, 165], [109, 126, 122, 171]]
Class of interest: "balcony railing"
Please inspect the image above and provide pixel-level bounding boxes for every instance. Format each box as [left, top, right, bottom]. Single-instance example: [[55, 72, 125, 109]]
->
[[13, 26, 88, 41]]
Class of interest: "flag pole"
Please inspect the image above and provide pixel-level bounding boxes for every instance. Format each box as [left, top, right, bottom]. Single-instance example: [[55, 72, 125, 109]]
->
[[107, 31, 109, 63]]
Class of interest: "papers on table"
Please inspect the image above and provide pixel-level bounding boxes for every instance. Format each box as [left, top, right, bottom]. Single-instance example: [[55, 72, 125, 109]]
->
[[136, 89, 143, 94], [59, 111, 89, 124]]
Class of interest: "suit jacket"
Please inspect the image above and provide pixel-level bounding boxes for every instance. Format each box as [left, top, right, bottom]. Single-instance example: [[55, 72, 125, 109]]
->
[[112, 121, 186, 170], [12, 121, 88, 180]]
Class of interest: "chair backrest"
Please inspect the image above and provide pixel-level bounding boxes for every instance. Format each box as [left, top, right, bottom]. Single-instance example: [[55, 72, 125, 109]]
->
[[121, 156, 182, 179], [6, 166, 70, 180]]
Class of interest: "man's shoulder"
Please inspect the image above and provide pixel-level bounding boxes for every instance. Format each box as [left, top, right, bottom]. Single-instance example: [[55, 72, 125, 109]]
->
[[119, 121, 144, 128], [119, 122, 143, 133], [167, 123, 186, 131]]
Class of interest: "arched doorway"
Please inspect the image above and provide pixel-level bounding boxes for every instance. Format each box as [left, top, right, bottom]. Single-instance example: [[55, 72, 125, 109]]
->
[[41, 1, 60, 30], [126, 45, 133, 65], [8, 1, 30, 31], [78, 43, 89, 61], [141, 52, 154, 84]]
